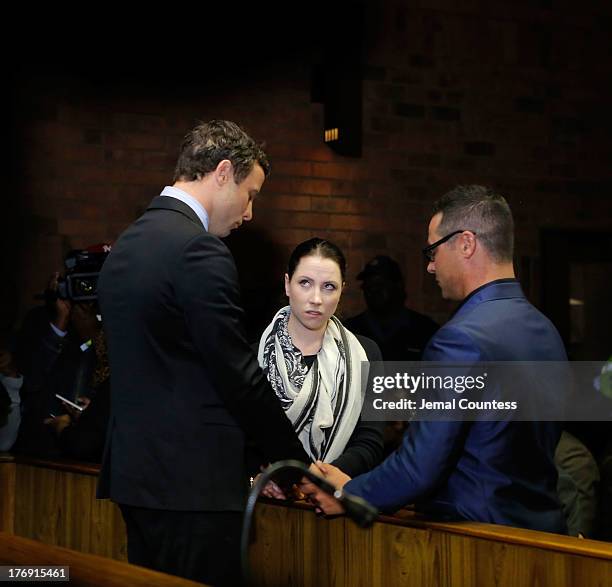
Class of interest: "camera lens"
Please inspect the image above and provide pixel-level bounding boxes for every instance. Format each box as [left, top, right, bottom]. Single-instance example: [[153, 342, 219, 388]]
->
[[77, 279, 95, 295]]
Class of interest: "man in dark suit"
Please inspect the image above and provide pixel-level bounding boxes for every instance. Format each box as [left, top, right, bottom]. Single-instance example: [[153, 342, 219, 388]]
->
[[96, 120, 309, 585], [313, 185, 567, 534]]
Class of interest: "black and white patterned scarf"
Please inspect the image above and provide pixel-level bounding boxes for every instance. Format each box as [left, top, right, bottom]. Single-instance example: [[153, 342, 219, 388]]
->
[[258, 306, 367, 462]]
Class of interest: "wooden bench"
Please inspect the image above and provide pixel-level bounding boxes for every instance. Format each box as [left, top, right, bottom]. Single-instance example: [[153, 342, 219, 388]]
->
[[2, 454, 612, 586]]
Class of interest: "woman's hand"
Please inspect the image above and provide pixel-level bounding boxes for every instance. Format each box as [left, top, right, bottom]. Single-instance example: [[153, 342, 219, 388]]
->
[[254, 468, 288, 500], [314, 461, 351, 490]]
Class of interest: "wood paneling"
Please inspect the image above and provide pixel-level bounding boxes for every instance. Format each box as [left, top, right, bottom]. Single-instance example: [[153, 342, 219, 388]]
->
[[0, 455, 15, 533], [11, 461, 127, 561], [249, 502, 612, 587]]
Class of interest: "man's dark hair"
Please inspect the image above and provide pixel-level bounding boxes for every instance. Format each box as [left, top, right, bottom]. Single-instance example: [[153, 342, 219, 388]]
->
[[173, 120, 270, 184], [432, 185, 514, 263], [287, 237, 347, 282]]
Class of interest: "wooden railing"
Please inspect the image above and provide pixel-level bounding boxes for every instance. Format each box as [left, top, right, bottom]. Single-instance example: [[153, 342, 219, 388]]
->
[[250, 501, 612, 586], [1, 454, 612, 586], [0, 531, 205, 586]]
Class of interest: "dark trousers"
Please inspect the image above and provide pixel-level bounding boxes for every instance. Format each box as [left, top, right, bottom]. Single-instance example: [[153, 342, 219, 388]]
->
[[119, 504, 243, 586]]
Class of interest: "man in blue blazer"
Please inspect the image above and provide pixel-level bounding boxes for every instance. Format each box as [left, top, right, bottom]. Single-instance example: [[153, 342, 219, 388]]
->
[[313, 185, 567, 534]]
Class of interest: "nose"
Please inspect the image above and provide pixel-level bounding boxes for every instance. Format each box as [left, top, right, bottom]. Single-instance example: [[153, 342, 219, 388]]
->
[[243, 201, 253, 222], [310, 289, 322, 305], [427, 260, 435, 274]]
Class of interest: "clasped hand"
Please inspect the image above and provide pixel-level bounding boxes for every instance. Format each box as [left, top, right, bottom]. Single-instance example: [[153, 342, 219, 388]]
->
[[257, 461, 352, 516], [44, 397, 91, 434]]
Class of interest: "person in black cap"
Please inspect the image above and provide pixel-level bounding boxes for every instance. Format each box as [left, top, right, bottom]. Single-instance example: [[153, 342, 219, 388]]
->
[[344, 255, 439, 362]]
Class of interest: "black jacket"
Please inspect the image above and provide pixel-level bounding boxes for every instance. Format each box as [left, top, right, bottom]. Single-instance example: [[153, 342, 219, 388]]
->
[[96, 196, 309, 511]]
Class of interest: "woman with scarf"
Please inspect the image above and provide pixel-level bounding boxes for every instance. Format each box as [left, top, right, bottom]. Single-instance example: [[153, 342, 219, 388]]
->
[[257, 238, 384, 502]]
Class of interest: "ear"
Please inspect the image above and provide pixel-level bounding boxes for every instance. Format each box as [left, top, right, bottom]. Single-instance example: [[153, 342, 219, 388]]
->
[[460, 231, 477, 259], [214, 159, 233, 186], [284, 274, 290, 297]]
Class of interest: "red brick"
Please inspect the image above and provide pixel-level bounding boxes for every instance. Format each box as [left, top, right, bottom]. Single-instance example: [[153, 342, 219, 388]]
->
[[273, 228, 317, 245], [67, 165, 110, 184], [271, 160, 313, 177], [25, 122, 82, 147], [325, 231, 351, 251], [337, 181, 368, 198], [311, 197, 371, 215], [111, 112, 167, 133], [328, 214, 369, 231], [105, 149, 144, 167], [140, 151, 176, 172], [290, 144, 337, 162], [311, 163, 365, 181], [62, 144, 105, 164], [58, 218, 107, 238], [274, 212, 330, 230], [290, 179, 336, 197], [259, 194, 311, 212], [106, 168, 169, 185], [54, 200, 107, 221], [265, 142, 294, 160], [58, 104, 112, 127], [105, 131, 166, 151]]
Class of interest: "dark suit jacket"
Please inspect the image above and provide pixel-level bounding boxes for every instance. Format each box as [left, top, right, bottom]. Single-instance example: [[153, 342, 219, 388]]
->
[[345, 280, 568, 533], [97, 196, 308, 511]]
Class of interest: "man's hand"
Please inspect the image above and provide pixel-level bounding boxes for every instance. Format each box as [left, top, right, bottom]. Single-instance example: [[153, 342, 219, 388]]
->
[[297, 463, 326, 506], [299, 461, 352, 516], [49, 272, 72, 332], [44, 414, 72, 435], [62, 396, 90, 420], [47, 271, 72, 332], [301, 483, 346, 516]]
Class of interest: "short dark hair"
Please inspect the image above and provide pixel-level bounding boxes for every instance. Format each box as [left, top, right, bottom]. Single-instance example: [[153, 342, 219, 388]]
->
[[173, 120, 270, 184], [432, 185, 514, 262], [287, 238, 347, 282]]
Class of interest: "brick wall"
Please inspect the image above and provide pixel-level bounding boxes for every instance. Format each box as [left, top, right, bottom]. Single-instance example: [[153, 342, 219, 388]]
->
[[3, 1, 611, 333]]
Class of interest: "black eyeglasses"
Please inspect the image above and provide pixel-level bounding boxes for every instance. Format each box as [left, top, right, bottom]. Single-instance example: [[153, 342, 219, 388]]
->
[[422, 230, 475, 262]]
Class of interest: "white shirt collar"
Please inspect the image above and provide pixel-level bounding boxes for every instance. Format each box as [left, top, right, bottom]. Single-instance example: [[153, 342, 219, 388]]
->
[[160, 186, 209, 231]]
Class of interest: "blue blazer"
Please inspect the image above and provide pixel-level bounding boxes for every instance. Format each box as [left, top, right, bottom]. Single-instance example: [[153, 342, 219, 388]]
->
[[345, 280, 568, 533]]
